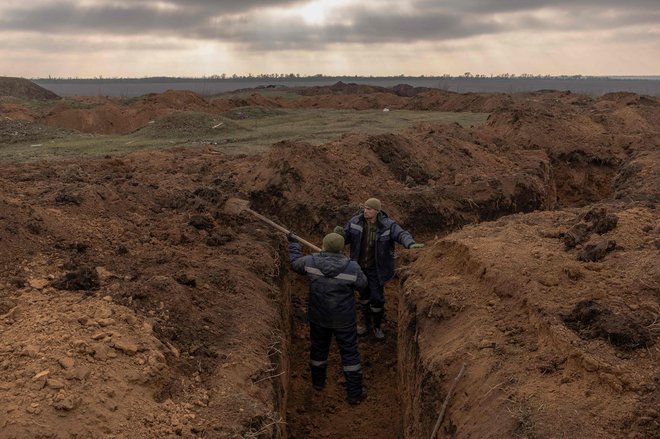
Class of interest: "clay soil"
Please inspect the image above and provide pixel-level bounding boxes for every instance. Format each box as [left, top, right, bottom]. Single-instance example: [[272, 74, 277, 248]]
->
[[0, 80, 658, 438]]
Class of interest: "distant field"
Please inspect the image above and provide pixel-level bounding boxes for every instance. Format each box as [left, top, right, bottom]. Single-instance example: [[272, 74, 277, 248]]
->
[[33, 77, 660, 98], [0, 108, 489, 162]]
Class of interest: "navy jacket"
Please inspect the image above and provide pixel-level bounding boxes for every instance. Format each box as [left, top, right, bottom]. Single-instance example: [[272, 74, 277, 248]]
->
[[342, 210, 415, 284], [289, 242, 367, 329]]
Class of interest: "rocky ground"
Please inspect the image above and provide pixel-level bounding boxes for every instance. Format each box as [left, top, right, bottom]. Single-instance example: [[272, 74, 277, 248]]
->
[[0, 79, 658, 438]]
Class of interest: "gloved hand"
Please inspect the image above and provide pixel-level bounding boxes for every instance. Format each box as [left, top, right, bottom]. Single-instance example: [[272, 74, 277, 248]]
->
[[333, 225, 344, 236], [287, 231, 298, 243], [409, 243, 425, 249]]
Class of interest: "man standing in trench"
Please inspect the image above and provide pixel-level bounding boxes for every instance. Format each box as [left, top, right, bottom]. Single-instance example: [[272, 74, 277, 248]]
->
[[288, 231, 368, 404], [335, 198, 424, 340]]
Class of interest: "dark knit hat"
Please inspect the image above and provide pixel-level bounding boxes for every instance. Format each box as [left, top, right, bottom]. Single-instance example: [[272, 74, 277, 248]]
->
[[322, 233, 344, 253], [364, 197, 382, 211]]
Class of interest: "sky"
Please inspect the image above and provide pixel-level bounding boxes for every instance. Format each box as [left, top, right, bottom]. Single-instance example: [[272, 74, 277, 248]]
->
[[1, 0, 659, 78]]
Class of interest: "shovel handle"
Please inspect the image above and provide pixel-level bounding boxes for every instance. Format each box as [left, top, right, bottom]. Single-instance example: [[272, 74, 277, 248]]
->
[[245, 208, 322, 252]]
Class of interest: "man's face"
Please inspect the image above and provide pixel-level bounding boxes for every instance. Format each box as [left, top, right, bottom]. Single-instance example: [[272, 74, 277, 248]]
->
[[363, 206, 378, 221]]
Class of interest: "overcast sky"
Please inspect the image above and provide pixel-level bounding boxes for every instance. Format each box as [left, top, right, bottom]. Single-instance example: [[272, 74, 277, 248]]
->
[[1, 0, 659, 78]]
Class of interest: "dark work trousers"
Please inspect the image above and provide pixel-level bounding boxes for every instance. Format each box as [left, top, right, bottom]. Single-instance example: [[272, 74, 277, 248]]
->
[[309, 322, 362, 398], [359, 268, 385, 329]]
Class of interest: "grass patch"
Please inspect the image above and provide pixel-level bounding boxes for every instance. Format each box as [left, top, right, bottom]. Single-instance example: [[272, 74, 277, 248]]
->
[[0, 108, 489, 162], [221, 106, 288, 120], [0, 135, 178, 162]]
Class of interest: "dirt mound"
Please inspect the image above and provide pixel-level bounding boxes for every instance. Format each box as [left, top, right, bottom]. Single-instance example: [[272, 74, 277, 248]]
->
[[399, 205, 658, 438], [1, 85, 658, 438], [233, 123, 555, 236], [0, 101, 36, 122], [10, 80, 657, 140], [478, 95, 660, 207], [41, 101, 150, 134], [32, 90, 229, 135], [295, 81, 431, 98], [0, 150, 285, 438], [270, 92, 407, 110], [0, 77, 60, 100], [407, 89, 515, 112], [297, 81, 387, 96], [133, 89, 212, 112], [134, 111, 243, 138]]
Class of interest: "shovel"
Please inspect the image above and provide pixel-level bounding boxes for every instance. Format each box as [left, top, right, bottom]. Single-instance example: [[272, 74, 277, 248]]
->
[[223, 197, 322, 252]]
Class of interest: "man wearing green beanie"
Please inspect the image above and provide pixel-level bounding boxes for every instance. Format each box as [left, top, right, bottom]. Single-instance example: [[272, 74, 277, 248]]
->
[[335, 198, 424, 340], [288, 231, 368, 404]]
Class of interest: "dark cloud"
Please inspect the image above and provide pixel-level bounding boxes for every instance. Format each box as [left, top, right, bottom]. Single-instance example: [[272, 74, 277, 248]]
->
[[189, 10, 502, 49], [0, 0, 657, 52], [140, 0, 301, 12], [194, 4, 659, 51], [2, 34, 189, 54], [339, 12, 502, 43], [0, 0, 302, 34], [414, 0, 660, 14]]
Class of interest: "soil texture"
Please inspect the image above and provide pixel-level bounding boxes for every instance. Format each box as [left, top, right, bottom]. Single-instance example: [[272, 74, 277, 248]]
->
[[0, 78, 658, 438]]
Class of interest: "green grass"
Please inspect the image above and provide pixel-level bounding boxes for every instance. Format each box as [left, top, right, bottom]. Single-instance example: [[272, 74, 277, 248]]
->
[[0, 108, 489, 162]]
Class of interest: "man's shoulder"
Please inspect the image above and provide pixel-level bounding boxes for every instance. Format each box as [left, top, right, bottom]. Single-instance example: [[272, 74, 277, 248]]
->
[[349, 214, 363, 223], [294, 252, 315, 265], [346, 258, 363, 270], [378, 216, 397, 228]]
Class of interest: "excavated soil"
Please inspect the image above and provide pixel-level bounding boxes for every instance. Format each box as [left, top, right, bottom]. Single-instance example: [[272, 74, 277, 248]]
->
[[0, 79, 658, 438]]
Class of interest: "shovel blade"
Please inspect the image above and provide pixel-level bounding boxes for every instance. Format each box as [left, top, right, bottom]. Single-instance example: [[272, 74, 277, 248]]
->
[[223, 197, 250, 216]]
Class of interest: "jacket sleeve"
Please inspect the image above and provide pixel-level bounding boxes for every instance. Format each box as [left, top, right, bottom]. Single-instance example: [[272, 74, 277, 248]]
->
[[342, 221, 351, 243], [390, 222, 416, 249], [289, 242, 306, 274]]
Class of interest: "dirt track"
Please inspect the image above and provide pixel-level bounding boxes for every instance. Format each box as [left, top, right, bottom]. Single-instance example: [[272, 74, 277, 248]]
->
[[0, 81, 658, 438]]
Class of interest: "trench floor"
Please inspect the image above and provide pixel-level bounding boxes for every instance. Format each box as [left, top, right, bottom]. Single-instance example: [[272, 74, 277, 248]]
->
[[285, 277, 402, 439]]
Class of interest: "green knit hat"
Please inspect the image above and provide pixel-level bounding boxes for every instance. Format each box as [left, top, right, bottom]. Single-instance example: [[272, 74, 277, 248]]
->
[[322, 233, 344, 253], [364, 197, 382, 211]]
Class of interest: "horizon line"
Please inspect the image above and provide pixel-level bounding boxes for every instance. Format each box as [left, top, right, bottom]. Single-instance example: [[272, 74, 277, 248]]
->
[[27, 74, 660, 82]]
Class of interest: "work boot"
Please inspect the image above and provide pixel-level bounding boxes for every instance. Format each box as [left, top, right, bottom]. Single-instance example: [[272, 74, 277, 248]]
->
[[373, 327, 385, 340], [310, 364, 327, 390], [347, 387, 368, 405]]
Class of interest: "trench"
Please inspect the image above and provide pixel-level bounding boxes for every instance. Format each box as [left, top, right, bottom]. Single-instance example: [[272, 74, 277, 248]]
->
[[264, 148, 623, 438], [280, 270, 403, 438]]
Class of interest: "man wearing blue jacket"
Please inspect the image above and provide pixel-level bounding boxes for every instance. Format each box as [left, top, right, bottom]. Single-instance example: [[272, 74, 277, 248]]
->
[[336, 198, 423, 340], [289, 232, 368, 404]]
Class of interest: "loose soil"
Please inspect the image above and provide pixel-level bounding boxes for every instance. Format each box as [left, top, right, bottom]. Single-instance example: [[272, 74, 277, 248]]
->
[[0, 78, 658, 438]]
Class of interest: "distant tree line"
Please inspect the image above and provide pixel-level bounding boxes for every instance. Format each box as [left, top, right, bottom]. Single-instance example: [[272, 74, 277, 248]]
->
[[34, 73, 613, 82]]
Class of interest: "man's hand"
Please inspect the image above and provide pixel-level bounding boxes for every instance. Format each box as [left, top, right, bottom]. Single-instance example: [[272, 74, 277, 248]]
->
[[409, 243, 425, 249], [333, 225, 344, 236], [287, 231, 298, 243]]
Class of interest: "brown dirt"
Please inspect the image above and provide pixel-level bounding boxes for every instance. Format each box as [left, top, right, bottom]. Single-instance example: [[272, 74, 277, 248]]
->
[[0, 78, 658, 438]]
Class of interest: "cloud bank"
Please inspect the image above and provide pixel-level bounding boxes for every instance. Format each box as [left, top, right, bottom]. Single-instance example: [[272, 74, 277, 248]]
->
[[1, 0, 658, 76]]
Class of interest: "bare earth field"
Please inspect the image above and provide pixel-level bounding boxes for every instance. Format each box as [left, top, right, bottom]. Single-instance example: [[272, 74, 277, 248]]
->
[[0, 77, 658, 438]]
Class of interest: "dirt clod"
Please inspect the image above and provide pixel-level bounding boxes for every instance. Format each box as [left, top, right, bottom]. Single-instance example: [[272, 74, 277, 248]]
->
[[53, 266, 101, 291], [563, 300, 653, 350]]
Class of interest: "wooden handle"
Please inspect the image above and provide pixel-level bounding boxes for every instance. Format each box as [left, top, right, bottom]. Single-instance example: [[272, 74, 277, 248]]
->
[[245, 208, 322, 252]]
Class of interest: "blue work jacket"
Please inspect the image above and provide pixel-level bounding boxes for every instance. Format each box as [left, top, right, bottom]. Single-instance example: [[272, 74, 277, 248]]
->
[[342, 210, 415, 284], [289, 242, 367, 328]]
